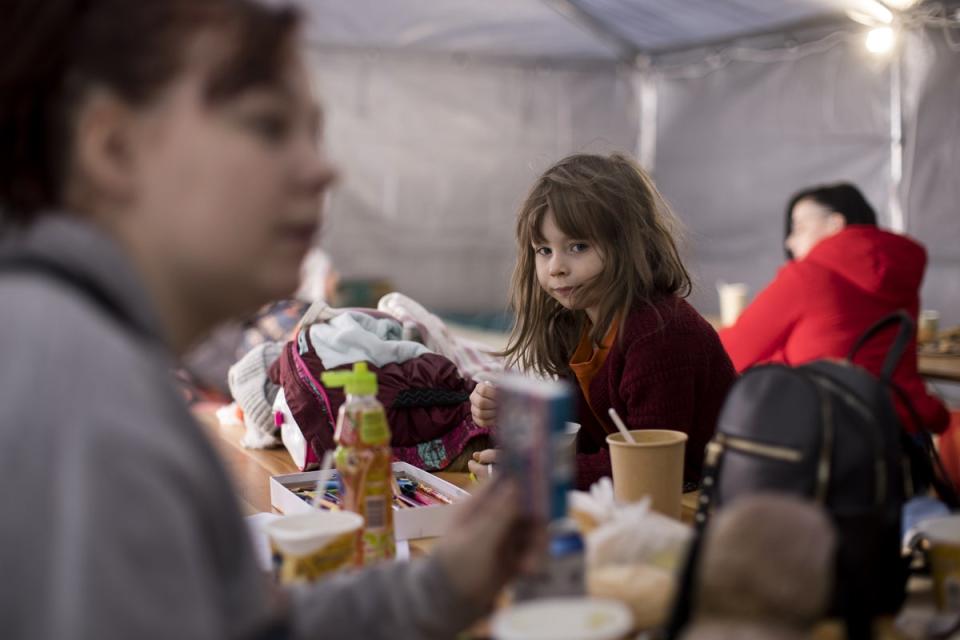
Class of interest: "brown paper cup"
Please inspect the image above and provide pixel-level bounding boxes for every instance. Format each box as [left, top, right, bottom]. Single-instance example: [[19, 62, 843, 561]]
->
[[919, 516, 960, 611], [606, 430, 687, 519]]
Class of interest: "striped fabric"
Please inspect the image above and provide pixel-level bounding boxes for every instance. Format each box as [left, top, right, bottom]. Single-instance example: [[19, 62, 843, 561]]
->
[[377, 292, 505, 382]]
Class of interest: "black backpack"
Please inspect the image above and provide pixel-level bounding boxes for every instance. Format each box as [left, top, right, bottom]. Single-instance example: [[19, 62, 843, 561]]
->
[[669, 311, 956, 640]]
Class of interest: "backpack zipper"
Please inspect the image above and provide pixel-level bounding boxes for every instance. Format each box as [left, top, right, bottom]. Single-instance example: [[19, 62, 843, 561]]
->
[[808, 372, 886, 506], [814, 385, 833, 504], [289, 333, 336, 430], [713, 433, 803, 462]]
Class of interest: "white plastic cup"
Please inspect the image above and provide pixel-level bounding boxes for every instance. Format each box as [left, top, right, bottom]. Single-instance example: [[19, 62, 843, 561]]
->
[[559, 422, 581, 461]]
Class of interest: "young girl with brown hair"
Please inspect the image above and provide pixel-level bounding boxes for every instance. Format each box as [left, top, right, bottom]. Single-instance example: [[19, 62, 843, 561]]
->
[[469, 153, 737, 489]]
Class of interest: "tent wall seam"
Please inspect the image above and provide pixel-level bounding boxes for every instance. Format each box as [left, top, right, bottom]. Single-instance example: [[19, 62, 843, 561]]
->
[[889, 44, 905, 232]]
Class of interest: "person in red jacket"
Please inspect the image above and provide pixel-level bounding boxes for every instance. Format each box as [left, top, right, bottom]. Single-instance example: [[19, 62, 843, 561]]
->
[[719, 182, 949, 433], [468, 153, 737, 489]]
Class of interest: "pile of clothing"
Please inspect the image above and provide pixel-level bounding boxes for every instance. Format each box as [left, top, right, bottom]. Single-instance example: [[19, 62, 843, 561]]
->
[[228, 293, 504, 472]]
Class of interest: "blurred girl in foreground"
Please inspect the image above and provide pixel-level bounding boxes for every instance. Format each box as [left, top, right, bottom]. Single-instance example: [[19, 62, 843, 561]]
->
[[0, 1, 535, 638]]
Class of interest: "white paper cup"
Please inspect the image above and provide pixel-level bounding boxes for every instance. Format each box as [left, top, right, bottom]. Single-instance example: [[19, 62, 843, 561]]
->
[[919, 310, 940, 344], [263, 510, 363, 583], [717, 282, 749, 327], [492, 597, 633, 640]]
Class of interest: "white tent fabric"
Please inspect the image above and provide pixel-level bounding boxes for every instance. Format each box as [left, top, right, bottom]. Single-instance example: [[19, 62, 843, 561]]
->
[[313, 51, 637, 312], [651, 33, 892, 313], [298, 1, 960, 325], [902, 28, 960, 328]]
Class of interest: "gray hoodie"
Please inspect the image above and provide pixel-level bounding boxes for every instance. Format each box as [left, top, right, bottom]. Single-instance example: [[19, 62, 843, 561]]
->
[[0, 216, 482, 640]]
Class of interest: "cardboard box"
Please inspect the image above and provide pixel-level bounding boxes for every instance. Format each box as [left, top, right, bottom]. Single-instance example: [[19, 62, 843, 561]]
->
[[270, 461, 470, 540], [496, 373, 573, 521]]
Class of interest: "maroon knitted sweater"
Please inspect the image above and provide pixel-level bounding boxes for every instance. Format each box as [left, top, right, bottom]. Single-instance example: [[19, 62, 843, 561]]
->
[[571, 296, 737, 490]]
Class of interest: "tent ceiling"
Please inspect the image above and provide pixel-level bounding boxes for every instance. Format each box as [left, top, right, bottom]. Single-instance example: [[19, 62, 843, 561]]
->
[[574, 0, 847, 54], [296, 0, 621, 60], [295, 0, 904, 61]]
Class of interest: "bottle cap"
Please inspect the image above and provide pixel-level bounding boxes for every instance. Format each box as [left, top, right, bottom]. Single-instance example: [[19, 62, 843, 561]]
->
[[322, 362, 378, 396]]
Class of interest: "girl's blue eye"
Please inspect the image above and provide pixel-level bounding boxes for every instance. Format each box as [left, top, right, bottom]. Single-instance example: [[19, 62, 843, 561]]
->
[[535, 247, 551, 257], [571, 242, 589, 253]]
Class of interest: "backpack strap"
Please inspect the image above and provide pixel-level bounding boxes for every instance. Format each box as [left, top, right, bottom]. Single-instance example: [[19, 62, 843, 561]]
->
[[848, 313, 958, 505], [663, 439, 723, 639], [663, 528, 704, 640], [847, 310, 914, 382], [247, 619, 291, 640], [887, 381, 960, 508], [0, 254, 148, 341], [693, 439, 723, 532]]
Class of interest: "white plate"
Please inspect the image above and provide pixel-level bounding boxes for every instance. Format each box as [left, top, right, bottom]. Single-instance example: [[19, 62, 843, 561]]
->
[[492, 597, 633, 640]]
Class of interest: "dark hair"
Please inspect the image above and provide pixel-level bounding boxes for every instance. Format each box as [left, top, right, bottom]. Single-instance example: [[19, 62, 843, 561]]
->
[[0, 0, 299, 226], [783, 182, 878, 259], [503, 152, 692, 377]]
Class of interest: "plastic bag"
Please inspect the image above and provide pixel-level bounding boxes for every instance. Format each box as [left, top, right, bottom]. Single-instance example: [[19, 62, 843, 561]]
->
[[570, 478, 693, 629], [569, 477, 692, 572]]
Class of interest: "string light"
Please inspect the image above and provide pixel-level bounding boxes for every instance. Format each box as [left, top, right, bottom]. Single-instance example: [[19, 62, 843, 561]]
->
[[846, 9, 891, 26], [644, 0, 959, 78], [882, 0, 920, 9], [866, 26, 897, 54]]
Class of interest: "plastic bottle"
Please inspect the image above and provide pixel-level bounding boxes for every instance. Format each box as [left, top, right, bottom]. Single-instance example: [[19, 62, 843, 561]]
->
[[512, 518, 585, 601], [321, 362, 395, 564]]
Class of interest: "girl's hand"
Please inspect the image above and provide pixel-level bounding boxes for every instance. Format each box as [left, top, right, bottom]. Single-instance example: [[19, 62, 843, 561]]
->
[[467, 448, 499, 479], [470, 381, 497, 427]]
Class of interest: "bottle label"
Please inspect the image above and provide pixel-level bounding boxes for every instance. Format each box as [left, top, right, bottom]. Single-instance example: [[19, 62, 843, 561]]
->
[[361, 410, 389, 444], [363, 529, 396, 563], [364, 495, 388, 529]]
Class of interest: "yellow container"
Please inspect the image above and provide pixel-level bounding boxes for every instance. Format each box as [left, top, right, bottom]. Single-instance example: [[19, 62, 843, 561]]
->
[[264, 510, 363, 584]]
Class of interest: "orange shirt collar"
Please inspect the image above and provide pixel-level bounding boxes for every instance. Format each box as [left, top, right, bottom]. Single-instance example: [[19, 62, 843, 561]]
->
[[570, 318, 619, 368], [569, 317, 620, 419]]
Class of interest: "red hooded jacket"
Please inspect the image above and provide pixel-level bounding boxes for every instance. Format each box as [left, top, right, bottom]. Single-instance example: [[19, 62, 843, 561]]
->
[[719, 225, 948, 433]]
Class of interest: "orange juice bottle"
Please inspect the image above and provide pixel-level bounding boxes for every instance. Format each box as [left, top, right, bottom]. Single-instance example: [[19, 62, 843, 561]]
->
[[321, 362, 395, 564]]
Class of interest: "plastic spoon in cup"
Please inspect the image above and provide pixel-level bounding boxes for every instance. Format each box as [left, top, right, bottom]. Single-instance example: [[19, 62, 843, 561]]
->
[[608, 407, 637, 444]]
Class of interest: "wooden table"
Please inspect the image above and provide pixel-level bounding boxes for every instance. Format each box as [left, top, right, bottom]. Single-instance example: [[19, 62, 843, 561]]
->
[[197, 405, 942, 639], [705, 313, 960, 384], [196, 402, 701, 551], [197, 403, 701, 520], [918, 354, 960, 384], [194, 404, 474, 557], [194, 403, 474, 516]]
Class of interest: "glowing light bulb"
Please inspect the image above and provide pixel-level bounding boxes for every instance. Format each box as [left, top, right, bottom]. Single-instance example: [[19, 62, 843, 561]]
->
[[883, 0, 919, 9], [866, 27, 896, 54]]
